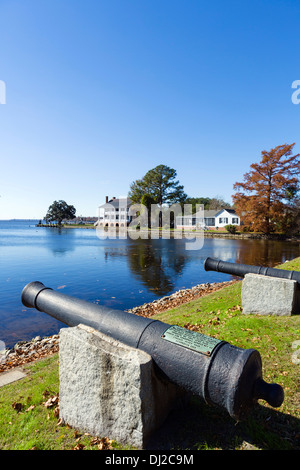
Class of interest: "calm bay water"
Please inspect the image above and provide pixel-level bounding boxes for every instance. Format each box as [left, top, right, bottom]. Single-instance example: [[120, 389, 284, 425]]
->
[[1, 220, 300, 347]]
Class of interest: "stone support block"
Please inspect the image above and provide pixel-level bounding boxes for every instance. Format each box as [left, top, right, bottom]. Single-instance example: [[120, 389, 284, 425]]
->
[[59, 324, 187, 449], [241, 273, 300, 316]]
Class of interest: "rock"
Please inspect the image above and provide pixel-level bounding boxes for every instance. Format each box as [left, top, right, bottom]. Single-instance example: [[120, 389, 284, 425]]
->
[[242, 273, 300, 316], [0, 334, 60, 373], [126, 280, 236, 317], [59, 324, 187, 449]]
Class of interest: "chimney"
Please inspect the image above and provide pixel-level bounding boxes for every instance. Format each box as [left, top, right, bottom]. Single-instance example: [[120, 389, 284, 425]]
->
[[105, 196, 108, 203]]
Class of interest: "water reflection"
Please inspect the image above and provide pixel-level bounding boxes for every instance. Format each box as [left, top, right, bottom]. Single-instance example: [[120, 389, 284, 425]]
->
[[127, 238, 186, 295], [1, 222, 300, 346], [98, 235, 300, 295], [44, 227, 76, 256], [203, 238, 242, 262], [233, 238, 300, 266]]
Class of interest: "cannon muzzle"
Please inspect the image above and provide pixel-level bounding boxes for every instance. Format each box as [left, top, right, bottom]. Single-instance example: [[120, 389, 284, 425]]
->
[[21, 281, 284, 421], [204, 256, 300, 283]]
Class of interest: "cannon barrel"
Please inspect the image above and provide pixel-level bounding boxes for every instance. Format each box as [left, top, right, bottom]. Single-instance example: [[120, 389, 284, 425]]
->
[[21, 281, 284, 421], [204, 256, 300, 283]]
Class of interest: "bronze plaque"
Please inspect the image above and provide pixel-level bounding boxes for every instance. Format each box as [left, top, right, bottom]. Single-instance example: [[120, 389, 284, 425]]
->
[[162, 325, 221, 356]]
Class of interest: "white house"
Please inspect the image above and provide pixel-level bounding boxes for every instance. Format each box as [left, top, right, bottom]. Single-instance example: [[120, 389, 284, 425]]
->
[[96, 198, 240, 230], [176, 208, 240, 230], [96, 196, 133, 227]]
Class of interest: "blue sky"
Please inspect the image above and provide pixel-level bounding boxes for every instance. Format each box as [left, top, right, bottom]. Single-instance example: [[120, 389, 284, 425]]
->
[[1, 0, 300, 218]]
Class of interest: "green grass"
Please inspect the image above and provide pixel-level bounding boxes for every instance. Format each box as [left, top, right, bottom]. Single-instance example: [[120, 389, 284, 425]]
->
[[151, 259, 300, 449], [0, 356, 63, 450], [154, 281, 300, 406], [0, 258, 300, 450], [62, 224, 96, 228], [0, 355, 129, 450]]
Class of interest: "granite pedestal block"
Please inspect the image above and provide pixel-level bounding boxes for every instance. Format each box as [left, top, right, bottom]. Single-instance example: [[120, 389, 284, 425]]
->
[[241, 273, 300, 316], [59, 324, 187, 449]]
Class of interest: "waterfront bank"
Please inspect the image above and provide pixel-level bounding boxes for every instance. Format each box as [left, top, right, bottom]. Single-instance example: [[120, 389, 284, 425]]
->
[[0, 280, 235, 372], [2, 219, 300, 348], [127, 280, 237, 317], [0, 258, 299, 450], [38, 223, 300, 241]]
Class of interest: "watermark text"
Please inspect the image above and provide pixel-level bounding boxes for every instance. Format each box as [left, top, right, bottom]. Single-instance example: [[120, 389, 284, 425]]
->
[[96, 203, 205, 250], [291, 340, 300, 364], [0, 340, 6, 363], [0, 80, 6, 104]]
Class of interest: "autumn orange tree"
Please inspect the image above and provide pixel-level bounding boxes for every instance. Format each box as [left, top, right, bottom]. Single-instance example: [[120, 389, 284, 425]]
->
[[232, 143, 300, 234]]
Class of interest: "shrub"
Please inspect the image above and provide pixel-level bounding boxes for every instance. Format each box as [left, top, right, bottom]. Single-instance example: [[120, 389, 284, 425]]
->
[[225, 224, 237, 234]]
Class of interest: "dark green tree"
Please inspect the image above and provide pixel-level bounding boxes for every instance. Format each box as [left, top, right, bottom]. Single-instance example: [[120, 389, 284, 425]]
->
[[184, 197, 212, 212], [140, 193, 156, 228], [128, 165, 186, 206], [207, 196, 232, 210], [128, 165, 186, 228], [45, 200, 76, 226]]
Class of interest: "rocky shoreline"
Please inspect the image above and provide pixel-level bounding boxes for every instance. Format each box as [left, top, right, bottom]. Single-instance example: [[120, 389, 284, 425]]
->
[[126, 279, 237, 317], [0, 334, 59, 373], [0, 280, 237, 373]]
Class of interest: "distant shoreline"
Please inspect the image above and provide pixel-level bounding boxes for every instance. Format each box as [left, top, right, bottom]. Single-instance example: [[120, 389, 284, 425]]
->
[[35, 223, 300, 240], [36, 223, 96, 228]]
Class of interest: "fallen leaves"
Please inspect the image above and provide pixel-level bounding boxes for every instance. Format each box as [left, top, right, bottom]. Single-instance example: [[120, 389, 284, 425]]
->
[[42, 391, 60, 420], [208, 316, 221, 326], [127, 280, 237, 317], [43, 392, 59, 409], [12, 402, 23, 412], [26, 405, 35, 412], [73, 441, 85, 450], [0, 335, 59, 373], [93, 437, 114, 450], [12, 391, 59, 415], [74, 436, 113, 451], [183, 322, 203, 332], [11, 390, 114, 450]]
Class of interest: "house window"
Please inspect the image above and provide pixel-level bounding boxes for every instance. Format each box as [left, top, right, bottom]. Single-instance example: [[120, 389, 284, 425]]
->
[[219, 218, 228, 224], [205, 218, 215, 226], [232, 218, 239, 224], [180, 217, 191, 225]]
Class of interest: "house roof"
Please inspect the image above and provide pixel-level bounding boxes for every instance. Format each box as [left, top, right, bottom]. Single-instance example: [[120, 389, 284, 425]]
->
[[183, 208, 238, 218], [99, 197, 132, 209], [222, 208, 237, 214], [205, 208, 238, 217], [203, 210, 219, 217]]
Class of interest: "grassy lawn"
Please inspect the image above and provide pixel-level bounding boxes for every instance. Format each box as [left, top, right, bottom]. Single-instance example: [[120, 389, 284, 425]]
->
[[0, 258, 299, 450], [152, 259, 300, 450], [0, 356, 127, 450]]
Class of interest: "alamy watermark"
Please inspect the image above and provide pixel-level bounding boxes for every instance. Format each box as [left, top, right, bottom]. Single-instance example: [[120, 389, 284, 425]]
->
[[0, 80, 6, 104], [291, 340, 300, 365], [0, 340, 7, 364], [96, 203, 205, 250]]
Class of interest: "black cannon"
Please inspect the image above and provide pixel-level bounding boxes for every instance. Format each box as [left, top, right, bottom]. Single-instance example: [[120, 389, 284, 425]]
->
[[21, 281, 284, 421], [204, 256, 300, 283]]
